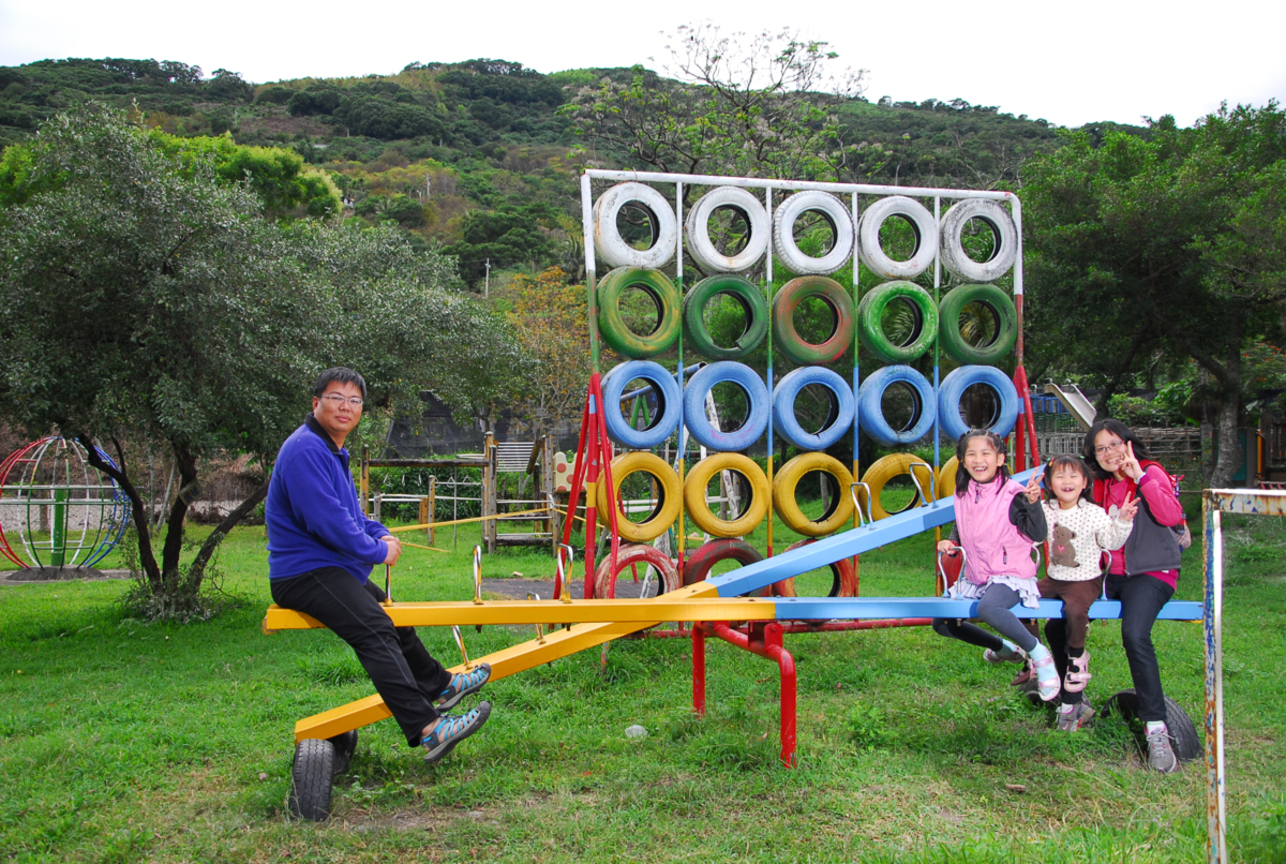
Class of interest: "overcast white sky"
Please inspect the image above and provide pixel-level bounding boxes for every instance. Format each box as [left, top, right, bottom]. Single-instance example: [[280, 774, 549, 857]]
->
[[2, 0, 1283, 128]]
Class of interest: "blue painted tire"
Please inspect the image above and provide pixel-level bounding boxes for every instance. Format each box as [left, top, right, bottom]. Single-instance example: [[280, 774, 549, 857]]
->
[[937, 365, 1018, 441], [682, 361, 769, 451], [601, 360, 681, 449], [772, 366, 854, 451], [857, 365, 936, 447]]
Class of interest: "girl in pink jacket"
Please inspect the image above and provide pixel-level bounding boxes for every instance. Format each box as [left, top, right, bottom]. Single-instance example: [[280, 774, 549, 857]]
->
[[934, 430, 1059, 701]]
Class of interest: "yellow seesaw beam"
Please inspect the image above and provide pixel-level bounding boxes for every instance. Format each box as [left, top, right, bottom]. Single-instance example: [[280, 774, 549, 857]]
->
[[263, 592, 776, 631], [287, 582, 724, 742]]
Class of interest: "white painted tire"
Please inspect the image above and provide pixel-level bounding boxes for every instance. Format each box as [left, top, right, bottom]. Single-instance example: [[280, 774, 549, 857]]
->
[[939, 198, 1017, 283], [684, 186, 769, 273], [858, 195, 938, 280], [592, 182, 677, 270], [771, 191, 854, 276]]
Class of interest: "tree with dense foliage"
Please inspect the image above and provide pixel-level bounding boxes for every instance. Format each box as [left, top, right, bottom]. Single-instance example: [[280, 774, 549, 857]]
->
[[0, 104, 516, 613], [564, 25, 865, 181], [1023, 102, 1286, 484]]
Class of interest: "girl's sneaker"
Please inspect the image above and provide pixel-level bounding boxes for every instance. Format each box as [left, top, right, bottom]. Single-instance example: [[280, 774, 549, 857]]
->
[[437, 662, 491, 711], [1055, 698, 1094, 732], [422, 702, 491, 765], [1063, 651, 1091, 693], [1028, 644, 1061, 702], [1145, 722, 1179, 773]]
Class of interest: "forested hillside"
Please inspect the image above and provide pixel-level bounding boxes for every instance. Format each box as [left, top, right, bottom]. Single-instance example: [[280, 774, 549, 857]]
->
[[0, 55, 1116, 286]]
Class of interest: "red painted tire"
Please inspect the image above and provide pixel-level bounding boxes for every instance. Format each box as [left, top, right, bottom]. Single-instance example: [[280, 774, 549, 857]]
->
[[771, 538, 858, 598], [682, 538, 766, 597], [771, 276, 854, 366], [594, 543, 680, 600]]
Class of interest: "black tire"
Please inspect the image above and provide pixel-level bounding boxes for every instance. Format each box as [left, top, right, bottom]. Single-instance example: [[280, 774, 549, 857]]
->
[[289, 738, 335, 821], [1101, 688, 1203, 763], [328, 729, 358, 776]]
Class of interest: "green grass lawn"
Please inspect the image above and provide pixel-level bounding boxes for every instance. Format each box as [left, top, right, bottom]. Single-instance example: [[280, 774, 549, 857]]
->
[[1, 505, 1284, 863]]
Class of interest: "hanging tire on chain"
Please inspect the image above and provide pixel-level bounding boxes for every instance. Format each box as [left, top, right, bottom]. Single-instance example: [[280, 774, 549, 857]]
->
[[938, 198, 1017, 283], [771, 276, 855, 366], [859, 453, 938, 521], [857, 281, 939, 364], [772, 366, 854, 451], [288, 738, 335, 821], [857, 365, 937, 447], [684, 186, 770, 273], [596, 267, 681, 359], [682, 361, 769, 452], [596, 452, 683, 543], [773, 452, 855, 537], [857, 195, 938, 280], [682, 274, 769, 361], [771, 191, 854, 276], [937, 365, 1018, 442], [938, 283, 1018, 366], [1101, 689, 1203, 763], [592, 182, 677, 270], [683, 453, 770, 538], [771, 537, 858, 599], [601, 360, 681, 449], [593, 542, 680, 599]]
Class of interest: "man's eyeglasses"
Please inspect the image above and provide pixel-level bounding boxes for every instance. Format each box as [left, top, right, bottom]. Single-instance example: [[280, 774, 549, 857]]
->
[[321, 394, 364, 408], [1094, 439, 1126, 456]]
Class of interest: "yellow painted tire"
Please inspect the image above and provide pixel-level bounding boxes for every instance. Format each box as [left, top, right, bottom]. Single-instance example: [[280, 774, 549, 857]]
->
[[937, 457, 959, 500], [859, 453, 937, 522], [683, 453, 769, 538], [772, 453, 855, 537], [596, 452, 682, 543]]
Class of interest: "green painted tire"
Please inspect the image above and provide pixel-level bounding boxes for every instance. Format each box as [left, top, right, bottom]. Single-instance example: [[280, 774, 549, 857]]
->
[[857, 281, 939, 363], [771, 276, 854, 366], [682, 274, 768, 361], [938, 283, 1017, 365], [597, 267, 681, 359]]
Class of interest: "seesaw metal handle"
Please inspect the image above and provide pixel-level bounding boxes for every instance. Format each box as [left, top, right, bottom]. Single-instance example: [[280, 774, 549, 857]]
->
[[557, 543, 575, 604], [849, 482, 873, 527], [937, 545, 967, 599]]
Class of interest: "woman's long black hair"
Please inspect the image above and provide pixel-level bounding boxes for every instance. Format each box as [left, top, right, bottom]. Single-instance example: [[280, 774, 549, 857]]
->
[[954, 429, 1009, 496], [1082, 418, 1156, 481]]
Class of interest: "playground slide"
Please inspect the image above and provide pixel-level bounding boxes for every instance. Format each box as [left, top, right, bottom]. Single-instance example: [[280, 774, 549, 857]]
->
[[1044, 383, 1098, 431]]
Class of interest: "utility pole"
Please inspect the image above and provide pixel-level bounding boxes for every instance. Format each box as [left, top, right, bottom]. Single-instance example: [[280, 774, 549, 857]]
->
[[484, 258, 490, 299], [425, 174, 431, 200]]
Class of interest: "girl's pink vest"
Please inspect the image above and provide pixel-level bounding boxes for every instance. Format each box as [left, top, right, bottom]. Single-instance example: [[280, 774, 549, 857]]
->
[[957, 477, 1037, 585]]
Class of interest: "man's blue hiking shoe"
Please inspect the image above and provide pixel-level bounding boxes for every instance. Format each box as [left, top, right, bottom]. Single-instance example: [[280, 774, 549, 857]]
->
[[423, 702, 491, 764], [437, 662, 491, 711]]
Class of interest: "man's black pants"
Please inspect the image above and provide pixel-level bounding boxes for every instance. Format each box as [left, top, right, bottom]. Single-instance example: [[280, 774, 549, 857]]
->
[[271, 567, 453, 747]]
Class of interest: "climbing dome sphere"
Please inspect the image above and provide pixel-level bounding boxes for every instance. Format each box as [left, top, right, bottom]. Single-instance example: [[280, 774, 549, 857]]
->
[[0, 437, 131, 569]]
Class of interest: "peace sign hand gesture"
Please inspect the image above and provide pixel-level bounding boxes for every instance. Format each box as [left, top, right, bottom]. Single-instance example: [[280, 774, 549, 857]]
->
[[1116, 492, 1140, 522], [1120, 441, 1145, 481], [1024, 467, 1043, 503]]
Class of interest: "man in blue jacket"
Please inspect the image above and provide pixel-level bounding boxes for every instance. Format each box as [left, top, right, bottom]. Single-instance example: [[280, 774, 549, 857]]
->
[[267, 368, 491, 763]]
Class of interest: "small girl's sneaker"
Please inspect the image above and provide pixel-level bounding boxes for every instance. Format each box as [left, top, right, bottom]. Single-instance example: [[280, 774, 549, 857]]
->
[[1056, 699, 1094, 732]]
